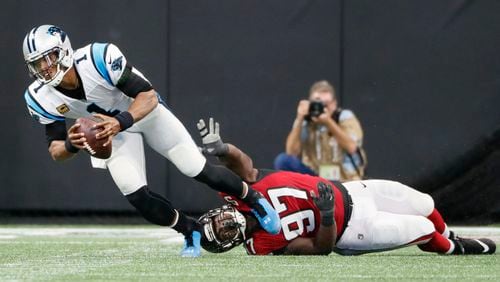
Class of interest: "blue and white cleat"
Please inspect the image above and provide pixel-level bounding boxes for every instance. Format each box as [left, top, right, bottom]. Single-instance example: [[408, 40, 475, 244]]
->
[[251, 198, 281, 235], [180, 231, 201, 258]]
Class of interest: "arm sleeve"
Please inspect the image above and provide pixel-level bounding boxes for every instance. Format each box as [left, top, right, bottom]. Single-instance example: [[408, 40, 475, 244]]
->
[[116, 64, 153, 98], [45, 120, 67, 145]]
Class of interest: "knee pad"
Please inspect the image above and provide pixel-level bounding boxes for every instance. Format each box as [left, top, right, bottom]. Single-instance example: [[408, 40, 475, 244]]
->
[[167, 143, 206, 177]]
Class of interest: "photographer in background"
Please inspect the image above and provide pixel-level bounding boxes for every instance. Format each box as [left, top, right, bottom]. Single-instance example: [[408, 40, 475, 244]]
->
[[274, 80, 367, 181]]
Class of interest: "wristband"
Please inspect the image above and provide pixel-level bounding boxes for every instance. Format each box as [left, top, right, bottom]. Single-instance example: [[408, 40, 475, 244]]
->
[[216, 143, 230, 156], [114, 111, 134, 131], [320, 210, 334, 226], [64, 138, 80, 153]]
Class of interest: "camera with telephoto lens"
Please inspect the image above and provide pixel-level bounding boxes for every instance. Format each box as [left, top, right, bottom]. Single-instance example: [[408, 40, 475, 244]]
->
[[306, 100, 325, 120]]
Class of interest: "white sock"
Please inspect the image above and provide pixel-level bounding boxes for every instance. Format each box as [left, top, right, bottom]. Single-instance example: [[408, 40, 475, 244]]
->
[[445, 239, 455, 255], [442, 224, 450, 239]]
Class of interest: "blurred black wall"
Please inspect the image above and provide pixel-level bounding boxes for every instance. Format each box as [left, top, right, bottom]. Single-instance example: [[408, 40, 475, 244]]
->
[[1, 0, 499, 214]]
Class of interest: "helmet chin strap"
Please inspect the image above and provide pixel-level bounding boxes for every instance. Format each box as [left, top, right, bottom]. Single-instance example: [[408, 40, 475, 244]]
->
[[45, 64, 72, 87]]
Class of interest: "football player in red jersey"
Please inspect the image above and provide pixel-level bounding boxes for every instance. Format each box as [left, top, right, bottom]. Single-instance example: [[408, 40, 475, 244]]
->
[[196, 118, 496, 256]]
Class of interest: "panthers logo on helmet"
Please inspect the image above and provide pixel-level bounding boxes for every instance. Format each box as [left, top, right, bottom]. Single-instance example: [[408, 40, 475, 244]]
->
[[47, 26, 67, 41]]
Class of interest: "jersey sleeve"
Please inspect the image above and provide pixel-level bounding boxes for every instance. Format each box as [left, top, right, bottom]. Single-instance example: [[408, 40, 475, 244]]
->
[[90, 43, 153, 95], [219, 192, 252, 212], [90, 43, 128, 86], [24, 88, 65, 125]]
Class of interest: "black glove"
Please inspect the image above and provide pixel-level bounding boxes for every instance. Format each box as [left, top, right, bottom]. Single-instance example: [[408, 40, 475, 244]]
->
[[312, 182, 335, 226]]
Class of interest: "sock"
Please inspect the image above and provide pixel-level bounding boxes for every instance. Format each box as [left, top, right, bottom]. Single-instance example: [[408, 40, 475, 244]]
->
[[241, 184, 262, 205], [417, 231, 454, 254], [194, 162, 245, 197], [126, 186, 178, 226], [427, 209, 450, 237], [172, 212, 202, 237]]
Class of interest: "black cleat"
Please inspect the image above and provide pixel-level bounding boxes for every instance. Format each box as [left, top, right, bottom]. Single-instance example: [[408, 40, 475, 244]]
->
[[448, 230, 456, 240], [451, 237, 496, 255]]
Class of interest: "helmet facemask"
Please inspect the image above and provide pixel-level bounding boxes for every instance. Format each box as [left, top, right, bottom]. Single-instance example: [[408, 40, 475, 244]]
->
[[199, 205, 247, 253], [26, 47, 70, 86]]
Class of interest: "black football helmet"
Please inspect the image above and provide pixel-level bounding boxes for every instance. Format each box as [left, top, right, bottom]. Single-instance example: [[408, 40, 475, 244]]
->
[[199, 205, 247, 253]]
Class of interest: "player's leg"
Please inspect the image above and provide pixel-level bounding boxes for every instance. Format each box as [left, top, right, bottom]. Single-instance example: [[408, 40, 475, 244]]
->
[[136, 105, 280, 234], [336, 210, 445, 255], [343, 180, 451, 239], [334, 183, 450, 255], [340, 181, 496, 255], [100, 131, 201, 256]]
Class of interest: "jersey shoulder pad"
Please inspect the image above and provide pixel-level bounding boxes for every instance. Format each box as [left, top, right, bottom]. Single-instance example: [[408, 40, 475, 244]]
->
[[24, 82, 65, 125], [89, 42, 128, 86]]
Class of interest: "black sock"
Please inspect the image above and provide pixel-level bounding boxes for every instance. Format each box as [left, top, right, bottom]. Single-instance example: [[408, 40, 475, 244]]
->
[[173, 213, 202, 237], [193, 162, 266, 211], [126, 186, 177, 226], [194, 162, 244, 197], [243, 188, 267, 217], [242, 187, 263, 205], [126, 186, 202, 237]]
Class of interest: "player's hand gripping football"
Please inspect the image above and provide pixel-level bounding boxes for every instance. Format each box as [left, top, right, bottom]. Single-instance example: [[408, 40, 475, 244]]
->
[[93, 113, 121, 147], [197, 117, 229, 156], [312, 182, 335, 226], [67, 123, 86, 150]]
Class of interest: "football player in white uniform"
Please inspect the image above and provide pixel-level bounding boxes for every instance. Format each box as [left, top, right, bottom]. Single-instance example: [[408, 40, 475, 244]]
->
[[22, 25, 281, 257]]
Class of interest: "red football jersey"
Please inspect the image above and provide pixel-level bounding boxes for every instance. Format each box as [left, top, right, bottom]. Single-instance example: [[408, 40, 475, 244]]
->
[[221, 170, 350, 255]]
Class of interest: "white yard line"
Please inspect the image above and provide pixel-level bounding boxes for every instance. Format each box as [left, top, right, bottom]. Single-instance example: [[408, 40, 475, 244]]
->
[[0, 226, 498, 243], [0, 226, 183, 241]]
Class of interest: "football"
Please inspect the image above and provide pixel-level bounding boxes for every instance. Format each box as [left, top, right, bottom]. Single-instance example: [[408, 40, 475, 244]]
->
[[75, 116, 112, 159]]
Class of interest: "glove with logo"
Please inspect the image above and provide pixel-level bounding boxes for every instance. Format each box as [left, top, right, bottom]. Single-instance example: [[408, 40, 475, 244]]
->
[[197, 117, 229, 157]]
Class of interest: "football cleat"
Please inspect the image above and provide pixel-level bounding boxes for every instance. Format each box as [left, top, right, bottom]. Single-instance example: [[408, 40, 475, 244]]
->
[[180, 231, 201, 258], [251, 198, 281, 235], [451, 237, 496, 255], [448, 230, 456, 240]]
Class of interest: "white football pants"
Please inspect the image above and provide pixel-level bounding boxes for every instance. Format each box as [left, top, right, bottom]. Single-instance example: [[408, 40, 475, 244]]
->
[[335, 180, 436, 255], [90, 104, 206, 195]]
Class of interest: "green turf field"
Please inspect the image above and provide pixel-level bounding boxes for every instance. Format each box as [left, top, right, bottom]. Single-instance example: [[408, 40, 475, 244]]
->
[[0, 226, 498, 281]]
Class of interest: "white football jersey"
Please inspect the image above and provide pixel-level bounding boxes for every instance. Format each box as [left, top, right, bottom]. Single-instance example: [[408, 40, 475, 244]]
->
[[24, 43, 147, 125]]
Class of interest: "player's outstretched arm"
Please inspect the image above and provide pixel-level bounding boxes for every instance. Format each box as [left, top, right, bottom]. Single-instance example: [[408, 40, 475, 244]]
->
[[197, 118, 258, 182], [221, 143, 259, 183], [283, 183, 336, 255]]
